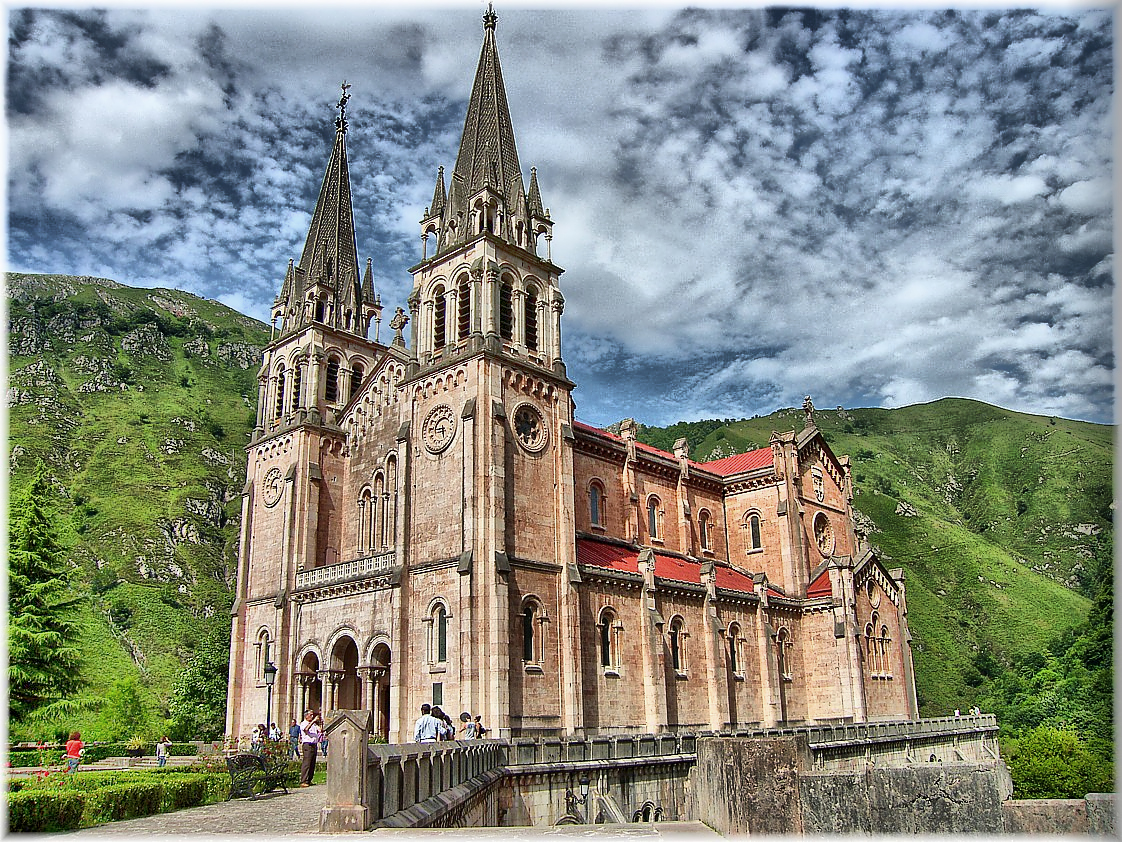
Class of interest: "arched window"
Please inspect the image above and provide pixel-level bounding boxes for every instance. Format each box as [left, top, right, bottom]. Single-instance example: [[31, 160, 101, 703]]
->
[[499, 278, 513, 341], [274, 367, 286, 419], [598, 607, 620, 671], [428, 602, 450, 664], [589, 481, 605, 527], [668, 616, 686, 673], [521, 598, 546, 665], [372, 473, 385, 551], [255, 628, 272, 681], [880, 626, 891, 677], [647, 496, 662, 541], [325, 358, 340, 403], [776, 627, 792, 680], [433, 284, 446, 350], [745, 511, 763, 552], [457, 274, 471, 339], [350, 362, 364, 402], [386, 457, 398, 547], [727, 622, 742, 675], [699, 509, 712, 551], [314, 298, 325, 322], [865, 622, 877, 674], [524, 286, 539, 351], [358, 487, 372, 554], [290, 362, 302, 409]]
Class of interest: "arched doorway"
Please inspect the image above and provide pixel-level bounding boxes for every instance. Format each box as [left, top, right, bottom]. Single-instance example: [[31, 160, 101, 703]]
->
[[369, 643, 391, 740], [330, 636, 361, 711], [297, 652, 323, 716]]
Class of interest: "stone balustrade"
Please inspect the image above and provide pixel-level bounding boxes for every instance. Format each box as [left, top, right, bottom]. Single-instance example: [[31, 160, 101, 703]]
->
[[294, 551, 396, 591]]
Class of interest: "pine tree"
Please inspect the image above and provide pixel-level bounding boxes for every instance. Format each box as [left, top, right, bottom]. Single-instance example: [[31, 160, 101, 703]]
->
[[8, 462, 81, 720]]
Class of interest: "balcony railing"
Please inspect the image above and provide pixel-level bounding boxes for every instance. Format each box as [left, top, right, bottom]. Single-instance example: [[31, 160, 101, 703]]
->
[[295, 551, 397, 591]]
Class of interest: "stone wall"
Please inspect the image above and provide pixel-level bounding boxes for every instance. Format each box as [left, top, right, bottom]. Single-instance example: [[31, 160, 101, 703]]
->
[[690, 733, 1014, 835]]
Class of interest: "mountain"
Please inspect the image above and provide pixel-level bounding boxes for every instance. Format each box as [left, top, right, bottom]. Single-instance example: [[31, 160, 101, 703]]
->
[[629, 401, 1112, 715], [8, 272, 269, 739], [7, 273, 1112, 743]]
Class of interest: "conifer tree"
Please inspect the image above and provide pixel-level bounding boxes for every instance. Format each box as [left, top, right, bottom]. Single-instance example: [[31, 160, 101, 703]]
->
[[8, 462, 81, 720]]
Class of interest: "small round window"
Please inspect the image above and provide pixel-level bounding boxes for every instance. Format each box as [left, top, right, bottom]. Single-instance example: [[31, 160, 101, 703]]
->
[[513, 403, 547, 453], [813, 511, 835, 556]]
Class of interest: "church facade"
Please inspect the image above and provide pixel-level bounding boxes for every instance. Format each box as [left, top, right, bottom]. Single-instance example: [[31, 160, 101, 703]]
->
[[226, 9, 918, 742]]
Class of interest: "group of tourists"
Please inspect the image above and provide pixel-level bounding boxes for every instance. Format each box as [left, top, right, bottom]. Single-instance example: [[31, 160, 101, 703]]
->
[[61, 732, 172, 772], [412, 705, 488, 743]]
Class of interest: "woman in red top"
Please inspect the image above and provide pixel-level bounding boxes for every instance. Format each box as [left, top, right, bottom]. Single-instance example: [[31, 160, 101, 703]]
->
[[64, 731, 83, 773]]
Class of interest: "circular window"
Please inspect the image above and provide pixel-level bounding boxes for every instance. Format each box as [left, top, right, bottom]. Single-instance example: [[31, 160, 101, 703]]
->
[[865, 578, 881, 609], [512, 403, 547, 452], [422, 404, 457, 453], [813, 511, 835, 556]]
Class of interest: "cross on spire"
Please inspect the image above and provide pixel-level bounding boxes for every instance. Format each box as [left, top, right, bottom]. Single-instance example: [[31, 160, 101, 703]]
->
[[335, 80, 351, 132]]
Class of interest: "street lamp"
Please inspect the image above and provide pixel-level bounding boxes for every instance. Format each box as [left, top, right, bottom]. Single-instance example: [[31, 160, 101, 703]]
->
[[564, 773, 592, 823], [263, 661, 277, 737]]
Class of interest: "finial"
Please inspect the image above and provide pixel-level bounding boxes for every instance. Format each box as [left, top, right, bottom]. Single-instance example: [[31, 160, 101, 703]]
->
[[803, 396, 815, 428], [483, 2, 497, 31], [335, 80, 351, 132]]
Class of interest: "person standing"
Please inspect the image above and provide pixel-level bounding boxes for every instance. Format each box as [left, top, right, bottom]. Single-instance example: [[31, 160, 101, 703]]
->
[[459, 711, 477, 739], [269, 722, 281, 742], [64, 731, 83, 773], [288, 719, 301, 760], [412, 704, 441, 743], [156, 736, 171, 767], [474, 715, 487, 739], [299, 709, 323, 787]]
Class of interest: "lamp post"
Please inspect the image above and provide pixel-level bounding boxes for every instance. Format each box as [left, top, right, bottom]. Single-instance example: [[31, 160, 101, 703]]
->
[[264, 661, 277, 738], [564, 773, 591, 823]]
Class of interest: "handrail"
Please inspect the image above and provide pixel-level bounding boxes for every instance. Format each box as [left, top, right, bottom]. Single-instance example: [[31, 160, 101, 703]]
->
[[294, 551, 396, 590]]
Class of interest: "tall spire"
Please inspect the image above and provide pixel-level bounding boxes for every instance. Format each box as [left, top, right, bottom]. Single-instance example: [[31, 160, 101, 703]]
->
[[288, 81, 362, 333], [452, 4, 522, 207]]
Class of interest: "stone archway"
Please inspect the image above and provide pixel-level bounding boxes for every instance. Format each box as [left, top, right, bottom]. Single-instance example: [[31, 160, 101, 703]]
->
[[297, 651, 323, 716], [368, 643, 392, 740], [330, 636, 361, 711]]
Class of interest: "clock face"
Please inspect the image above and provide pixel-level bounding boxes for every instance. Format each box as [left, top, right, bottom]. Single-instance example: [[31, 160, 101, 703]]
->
[[262, 466, 284, 507], [513, 403, 547, 452], [422, 404, 457, 453]]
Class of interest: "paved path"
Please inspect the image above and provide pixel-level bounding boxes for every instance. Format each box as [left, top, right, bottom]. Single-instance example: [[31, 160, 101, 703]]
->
[[64, 784, 326, 837], [62, 785, 717, 838]]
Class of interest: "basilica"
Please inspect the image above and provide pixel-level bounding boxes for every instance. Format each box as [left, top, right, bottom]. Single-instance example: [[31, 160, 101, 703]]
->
[[226, 8, 918, 742]]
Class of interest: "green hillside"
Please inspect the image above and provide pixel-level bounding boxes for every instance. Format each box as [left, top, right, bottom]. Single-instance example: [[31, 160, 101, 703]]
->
[[8, 272, 268, 741]]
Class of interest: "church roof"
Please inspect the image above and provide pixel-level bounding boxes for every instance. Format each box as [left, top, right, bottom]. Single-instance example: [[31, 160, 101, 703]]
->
[[807, 567, 833, 599], [573, 421, 774, 476], [576, 537, 771, 596], [452, 3, 523, 208]]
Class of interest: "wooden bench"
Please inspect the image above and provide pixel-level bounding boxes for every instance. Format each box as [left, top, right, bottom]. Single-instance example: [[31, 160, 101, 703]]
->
[[225, 752, 289, 799]]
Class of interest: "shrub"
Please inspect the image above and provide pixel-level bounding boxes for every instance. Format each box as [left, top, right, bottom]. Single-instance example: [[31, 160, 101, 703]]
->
[[7, 789, 86, 832], [82, 782, 162, 825], [158, 774, 210, 811]]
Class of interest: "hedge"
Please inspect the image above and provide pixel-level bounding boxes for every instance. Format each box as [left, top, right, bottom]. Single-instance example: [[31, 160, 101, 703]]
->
[[8, 750, 64, 768], [5, 771, 223, 832], [8, 790, 87, 832], [8, 742, 200, 766]]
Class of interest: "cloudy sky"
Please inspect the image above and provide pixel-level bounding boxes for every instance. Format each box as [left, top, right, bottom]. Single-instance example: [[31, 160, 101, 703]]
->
[[7, 2, 1114, 427]]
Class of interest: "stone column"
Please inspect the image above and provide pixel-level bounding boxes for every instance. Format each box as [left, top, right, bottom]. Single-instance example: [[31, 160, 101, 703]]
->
[[483, 264, 498, 338], [512, 288, 525, 349], [445, 287, 456, 346], [550, 296, 564, 368]]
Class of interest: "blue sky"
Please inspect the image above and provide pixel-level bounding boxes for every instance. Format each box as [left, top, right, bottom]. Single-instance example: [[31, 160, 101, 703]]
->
[[6, 2, 1114, 427]]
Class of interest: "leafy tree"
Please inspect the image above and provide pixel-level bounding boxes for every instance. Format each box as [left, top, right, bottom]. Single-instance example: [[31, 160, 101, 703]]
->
[[8, 463, 81, 721], [1005, 727, 1113, 798], [103, 676, 150, 740], [167, 627, 230, 740]]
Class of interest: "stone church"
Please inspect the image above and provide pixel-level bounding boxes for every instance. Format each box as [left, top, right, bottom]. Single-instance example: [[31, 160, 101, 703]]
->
[[227, 8, 918, 742]]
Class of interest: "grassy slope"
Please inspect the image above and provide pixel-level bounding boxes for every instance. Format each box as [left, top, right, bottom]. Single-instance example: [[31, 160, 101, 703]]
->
[[636, 398, 1109, 715], [8, 273, 268, 739]]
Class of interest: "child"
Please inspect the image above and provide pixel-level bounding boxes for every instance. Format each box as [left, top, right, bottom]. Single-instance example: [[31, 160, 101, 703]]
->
[[64, 731, 83, 773], [474, 715, 487, 739]]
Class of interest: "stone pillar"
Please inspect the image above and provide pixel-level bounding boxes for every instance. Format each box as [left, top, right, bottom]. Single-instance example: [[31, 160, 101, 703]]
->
[[638, 548, 669, 733], [319, 709, 372, 832], [483, 264, 498, 337], [512, 288, 525, 349], [550, 296, 564, 369]]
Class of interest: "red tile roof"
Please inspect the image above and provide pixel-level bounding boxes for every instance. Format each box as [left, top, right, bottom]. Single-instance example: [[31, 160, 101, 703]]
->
[[698, 448, 774, 476], [573, 421, 774, 476], [807, 568, 833, 599], [576, 537, 763, 595]]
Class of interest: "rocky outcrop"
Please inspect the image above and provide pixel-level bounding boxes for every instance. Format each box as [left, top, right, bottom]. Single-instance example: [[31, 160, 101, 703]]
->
[[217, 342, 261, 370], [121, 322, 171, 360]]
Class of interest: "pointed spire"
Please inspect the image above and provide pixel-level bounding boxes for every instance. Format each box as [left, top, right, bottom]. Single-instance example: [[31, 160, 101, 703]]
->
[[527, 166, 545, 216], [453, 4, 522, 206], [294, 82, 361, 331], [362, 257, 377, 304], [430, 166, 446, 216]]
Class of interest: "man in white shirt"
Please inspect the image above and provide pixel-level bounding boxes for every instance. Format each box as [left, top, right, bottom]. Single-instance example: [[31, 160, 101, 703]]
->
[[412, 704, 442, 743], [299, 710, 323, 786]]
